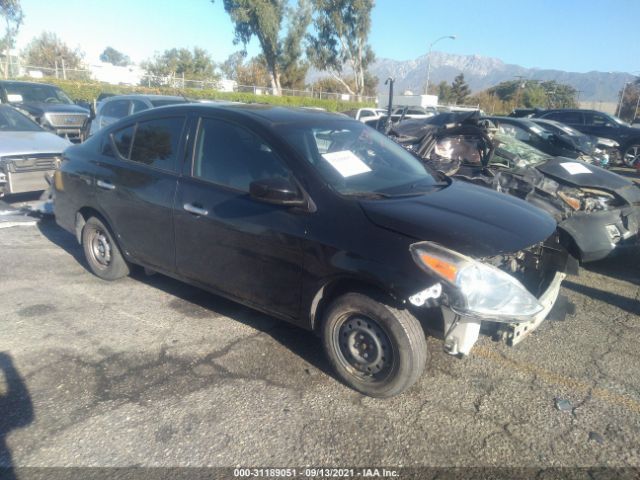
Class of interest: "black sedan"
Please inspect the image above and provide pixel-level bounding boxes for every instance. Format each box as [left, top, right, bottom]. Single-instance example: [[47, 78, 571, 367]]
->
[[389, 112, 640, 263], [54, 104, 570, 397]]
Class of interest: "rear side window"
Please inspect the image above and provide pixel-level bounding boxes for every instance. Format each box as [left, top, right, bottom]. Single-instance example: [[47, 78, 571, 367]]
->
[[131, 100, 149, 114], [111, 125, 135, 158], [129, 117, 185, 172], [102, 100, 130, 119]]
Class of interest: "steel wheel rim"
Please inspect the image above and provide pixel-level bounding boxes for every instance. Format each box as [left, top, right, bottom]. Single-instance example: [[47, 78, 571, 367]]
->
[[89, 228, 112, 268], [623, 146, 640, 167], [333, 314, 394, 382]]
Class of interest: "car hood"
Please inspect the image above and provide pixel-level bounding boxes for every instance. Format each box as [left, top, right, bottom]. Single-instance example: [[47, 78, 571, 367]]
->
[[0, 131, 71, 156], [535, 157, 640, 203], [359, 180, 557, 258], [16, 102, 89, 115]]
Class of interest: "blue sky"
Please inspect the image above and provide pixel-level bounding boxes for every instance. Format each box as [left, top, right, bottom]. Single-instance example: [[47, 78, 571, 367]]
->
[[14, 0, 640, 73]]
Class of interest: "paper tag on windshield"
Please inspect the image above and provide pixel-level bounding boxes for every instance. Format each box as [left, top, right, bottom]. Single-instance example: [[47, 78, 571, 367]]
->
[[322, 150, 371, 178], [7, 94, 23, 103], [560, 162, 592, 175]]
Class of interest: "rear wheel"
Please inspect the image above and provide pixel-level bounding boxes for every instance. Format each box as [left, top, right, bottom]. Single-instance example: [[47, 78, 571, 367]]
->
[[321, 292, 427, 398], [622, 144, 640, 167], [81, 216, 129, 280]]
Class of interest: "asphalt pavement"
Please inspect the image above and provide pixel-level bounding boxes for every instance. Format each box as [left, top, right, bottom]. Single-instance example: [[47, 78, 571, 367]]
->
[[0, 214, 639, 473]]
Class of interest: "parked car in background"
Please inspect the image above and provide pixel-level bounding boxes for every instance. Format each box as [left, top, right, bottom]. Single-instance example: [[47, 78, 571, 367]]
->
[[530, 118, 621, 167], [0, 104, 70, 195], [341, 107, 387, 123], [532, 109, 640, 167], [389, 112, 640, 263], [487, 116, 612, 167], [0, 80, 89, 143], [88, 94, 190, 136], [54, 104, 570, 397]]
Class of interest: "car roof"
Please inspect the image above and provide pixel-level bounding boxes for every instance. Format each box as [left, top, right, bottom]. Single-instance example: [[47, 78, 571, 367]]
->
[[102, 94, 187, 102], [0, 80, 61, 88], [132, 103, 348, 127]]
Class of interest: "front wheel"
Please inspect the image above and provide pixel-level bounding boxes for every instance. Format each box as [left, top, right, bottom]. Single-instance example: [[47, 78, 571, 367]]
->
[[321, 292, 427, 398], [81, 216, 129, 280], [622, 144, 640, 167]]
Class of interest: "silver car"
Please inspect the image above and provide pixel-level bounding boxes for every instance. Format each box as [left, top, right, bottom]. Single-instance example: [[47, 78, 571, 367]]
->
[[88, 94, 189, 136], [0, 104, 71, 195]]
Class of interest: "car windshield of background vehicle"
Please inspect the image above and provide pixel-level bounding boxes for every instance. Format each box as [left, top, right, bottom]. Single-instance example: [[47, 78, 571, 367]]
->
[[492, 133, 550, 167], [279, 121, 442, 198], [5, 83, 73, 105], [0, 106, 43, 132]]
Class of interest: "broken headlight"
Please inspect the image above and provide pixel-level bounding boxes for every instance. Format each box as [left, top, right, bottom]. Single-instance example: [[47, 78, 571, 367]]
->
[[410, 242, 543, 322], [557, 188, 622, 213]]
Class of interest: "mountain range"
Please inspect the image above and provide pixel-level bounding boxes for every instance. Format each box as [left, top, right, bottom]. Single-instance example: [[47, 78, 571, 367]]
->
[[323, 52, 636, 103]]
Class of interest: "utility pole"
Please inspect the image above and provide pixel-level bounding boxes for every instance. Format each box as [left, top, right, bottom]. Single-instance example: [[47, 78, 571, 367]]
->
[[424, 35, 456, 95], [514, 76, 525, 109], [61, 58, 66, 80], [616, 82, 630, 117]]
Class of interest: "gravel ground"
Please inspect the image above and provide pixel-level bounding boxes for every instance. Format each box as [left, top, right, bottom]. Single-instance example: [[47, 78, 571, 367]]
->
[[0, 211, 638, 475]]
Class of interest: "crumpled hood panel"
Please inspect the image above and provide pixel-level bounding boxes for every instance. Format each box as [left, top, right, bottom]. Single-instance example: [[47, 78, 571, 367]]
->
[[535, 158, 640, 203], [360, 180, 557, 258]]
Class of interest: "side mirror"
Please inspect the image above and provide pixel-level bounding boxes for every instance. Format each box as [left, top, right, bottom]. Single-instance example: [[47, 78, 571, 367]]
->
[[249, 177, 306, 207]]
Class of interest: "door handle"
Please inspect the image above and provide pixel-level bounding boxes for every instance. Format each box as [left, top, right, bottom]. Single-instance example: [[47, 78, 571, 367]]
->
[[97, 179, 115, 191], [183, 203, 208, 216]]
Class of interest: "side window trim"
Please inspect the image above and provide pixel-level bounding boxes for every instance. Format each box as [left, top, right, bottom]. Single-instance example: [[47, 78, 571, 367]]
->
[[109, 123, 137, 161]]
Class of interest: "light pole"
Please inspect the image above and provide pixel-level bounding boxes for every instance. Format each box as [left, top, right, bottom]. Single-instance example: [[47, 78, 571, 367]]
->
[[424, 35, 456, 95], [616, 81, 631, 117]]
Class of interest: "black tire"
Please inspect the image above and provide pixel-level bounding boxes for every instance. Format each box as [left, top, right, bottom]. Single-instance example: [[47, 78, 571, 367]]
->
[[81, 216, 129, 280], [321, 292, 427, 398], [622, 143, 640, 167]]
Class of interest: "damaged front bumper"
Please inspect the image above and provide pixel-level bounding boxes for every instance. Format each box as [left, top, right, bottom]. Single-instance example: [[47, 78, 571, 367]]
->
[[560, 206, 640, 262], [440, 271, 566, 356]]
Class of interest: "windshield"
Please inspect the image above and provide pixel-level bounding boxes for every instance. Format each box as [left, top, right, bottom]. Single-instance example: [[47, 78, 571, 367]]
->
[[608, 113, 629, 127], [0, 106, 43, 132], [279, 121, 442, 198], [5, 83, 73, 104], [491, 133, 551, 167]]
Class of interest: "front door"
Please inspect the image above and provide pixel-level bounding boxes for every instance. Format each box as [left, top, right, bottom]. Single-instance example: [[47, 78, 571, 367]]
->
[[173, 116, 307, 320]]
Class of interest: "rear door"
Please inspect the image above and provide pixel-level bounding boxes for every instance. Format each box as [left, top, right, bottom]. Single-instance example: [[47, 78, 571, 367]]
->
[[173, 115, 306, 320], [94, 115, 186, 272]]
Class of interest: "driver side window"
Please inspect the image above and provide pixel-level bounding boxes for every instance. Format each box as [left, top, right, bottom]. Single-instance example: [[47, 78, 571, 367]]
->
[[193, 118, 290, 192]]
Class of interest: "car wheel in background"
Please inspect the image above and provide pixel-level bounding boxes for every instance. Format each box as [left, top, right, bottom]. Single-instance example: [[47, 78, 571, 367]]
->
[[622, 144, 640, 167], [321, 292, 427, 398], [81, 216, 130, 280]]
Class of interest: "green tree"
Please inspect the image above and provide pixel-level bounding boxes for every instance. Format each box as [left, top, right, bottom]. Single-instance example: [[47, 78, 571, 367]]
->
[[310, 72, 377, 96], [1, 0, 23, 78], [488, 79, 577, 109], [279, 0, 311, 90], [23, 32, 85, 72], [100, 46, 131, 66], [306, 0, 375, 97], [214, 0, 310, 95], [450, 73, 470, 105], [141, 47, 218, 85]]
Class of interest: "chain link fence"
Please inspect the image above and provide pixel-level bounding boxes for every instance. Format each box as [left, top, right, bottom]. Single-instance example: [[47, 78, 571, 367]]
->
[[1, 58, 376, 103]]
